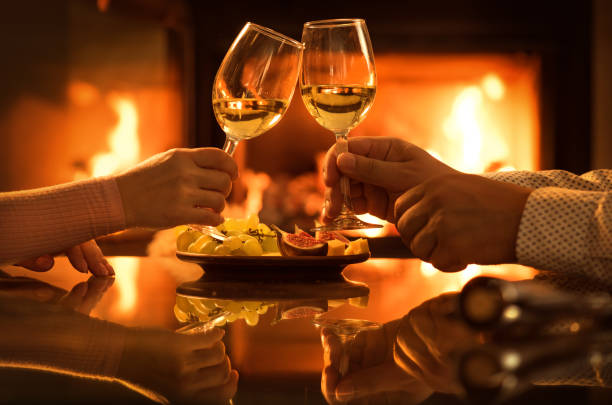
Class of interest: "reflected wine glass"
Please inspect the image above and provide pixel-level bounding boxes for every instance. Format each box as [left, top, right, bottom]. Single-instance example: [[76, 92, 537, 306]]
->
[[301, 19, 382, 231], [213, 22, 304, 156], [313, 317, 381, 376]]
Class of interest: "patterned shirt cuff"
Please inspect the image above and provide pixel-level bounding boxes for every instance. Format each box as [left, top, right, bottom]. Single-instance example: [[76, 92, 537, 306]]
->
[[516, 187, 603, 277]]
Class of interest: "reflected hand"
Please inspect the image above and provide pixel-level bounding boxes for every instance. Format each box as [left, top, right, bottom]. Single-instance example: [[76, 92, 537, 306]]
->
[[394, 293, 480, 395], [59, 275, 114, 314], [117, 327, 238, 404], [394, 173, 532, 272], [115, 148, 238, 229], [321, 321, 433, 405], [0, 274, 113, 315], [322, 137, 457, 223], [15, 239, 115, 277]]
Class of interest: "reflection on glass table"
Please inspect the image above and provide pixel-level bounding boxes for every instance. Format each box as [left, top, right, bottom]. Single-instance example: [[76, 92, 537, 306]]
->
[[313, 318, 381, 377], [0, 270, 237, 405], [174, 276, 370, 332]]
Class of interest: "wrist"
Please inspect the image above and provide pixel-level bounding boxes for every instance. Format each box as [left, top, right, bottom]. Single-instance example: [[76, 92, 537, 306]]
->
[[507, 185, 533, 262], [114, 173, 137, 228]]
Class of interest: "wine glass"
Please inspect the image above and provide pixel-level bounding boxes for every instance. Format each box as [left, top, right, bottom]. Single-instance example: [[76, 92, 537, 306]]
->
[[197, 23, 303, 239], [301, 19, 382, 231], [213, 22, 304, 156], [313, 317, 381, 376]]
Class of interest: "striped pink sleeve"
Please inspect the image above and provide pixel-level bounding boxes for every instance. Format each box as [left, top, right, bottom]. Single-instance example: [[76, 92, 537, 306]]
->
[[0, 177, 126, 264]]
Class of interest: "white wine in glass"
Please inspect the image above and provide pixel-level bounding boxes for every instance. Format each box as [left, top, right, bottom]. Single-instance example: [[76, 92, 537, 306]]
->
[[197, 23, 302, 240], [213, 22, 304, 155], [301, 19, 381, 231]]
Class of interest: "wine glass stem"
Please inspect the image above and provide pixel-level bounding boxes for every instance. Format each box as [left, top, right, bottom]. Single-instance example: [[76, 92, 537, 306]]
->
[[338, 335, 354, 377], [334, 131, 354, 215], [223, 137, 239, 157]]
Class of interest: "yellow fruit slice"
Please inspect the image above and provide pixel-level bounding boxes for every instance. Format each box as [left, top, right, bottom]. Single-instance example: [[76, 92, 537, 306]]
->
[[345, 238, 370, 255], [327, 239, 346, 256], [176, 230, 199, 252]]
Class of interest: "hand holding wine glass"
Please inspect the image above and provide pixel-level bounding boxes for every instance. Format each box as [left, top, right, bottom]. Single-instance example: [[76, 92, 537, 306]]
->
[[198, 22, 303, 238], [301, 19, 380, 231]]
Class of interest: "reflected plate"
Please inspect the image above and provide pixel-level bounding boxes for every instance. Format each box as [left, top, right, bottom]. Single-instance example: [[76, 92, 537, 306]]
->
[[176, 252, 370, 280]]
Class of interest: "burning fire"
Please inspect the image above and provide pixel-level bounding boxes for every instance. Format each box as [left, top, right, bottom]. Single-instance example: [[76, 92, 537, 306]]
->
[[91, 94, 140, 177], [72, 84, 142, 314], [109, 257, 139, 314], [223, 170, 271, 219], [415, 72, 534, 286]]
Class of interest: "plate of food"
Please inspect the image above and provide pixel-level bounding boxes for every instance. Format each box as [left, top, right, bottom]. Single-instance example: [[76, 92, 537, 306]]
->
[[175, 215, 370, 279]]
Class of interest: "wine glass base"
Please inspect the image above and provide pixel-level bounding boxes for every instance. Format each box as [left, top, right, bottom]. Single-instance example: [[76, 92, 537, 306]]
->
[[313, 318, 381, 336], [311, 214, 383, 232]]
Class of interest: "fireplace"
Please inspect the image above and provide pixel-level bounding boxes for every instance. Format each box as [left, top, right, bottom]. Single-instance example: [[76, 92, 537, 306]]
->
[[0, 0, 189, 191], [0, 0, 599, 212]]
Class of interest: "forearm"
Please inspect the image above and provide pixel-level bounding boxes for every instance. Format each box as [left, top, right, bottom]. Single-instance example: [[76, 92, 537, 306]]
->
[[0, 294, 126, 379], [515, 187, 612, 282], [0, 177, 126, 264], [484, 169, 612, 191]]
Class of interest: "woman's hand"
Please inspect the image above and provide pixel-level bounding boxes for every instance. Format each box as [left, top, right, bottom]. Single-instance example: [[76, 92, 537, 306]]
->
[[0, 273, 113, 316], [115, 148, 238, 229], [16, 239, 114, 277], [117, 326, 238, 405]]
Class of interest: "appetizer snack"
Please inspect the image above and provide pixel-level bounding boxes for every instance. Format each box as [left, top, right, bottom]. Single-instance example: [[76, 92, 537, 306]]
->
[[175, 214, 279, 255], [174, 296, 270, 327], [176, 216, 370, 256], [272, 225, 369, 256], [174, 295, 370, 327]]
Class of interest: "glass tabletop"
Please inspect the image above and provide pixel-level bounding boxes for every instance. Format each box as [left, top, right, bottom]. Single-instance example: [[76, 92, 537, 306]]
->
[[0, 256, 609, 405]]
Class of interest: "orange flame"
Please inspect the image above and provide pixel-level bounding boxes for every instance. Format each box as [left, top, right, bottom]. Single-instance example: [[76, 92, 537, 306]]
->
[[92, 94, 140, 177], [109, 257, 139, 314], [223, 170, 271, 218]]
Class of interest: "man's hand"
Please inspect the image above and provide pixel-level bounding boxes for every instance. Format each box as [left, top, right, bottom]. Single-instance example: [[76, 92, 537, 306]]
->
[[16, 239, 114, 277], [321, 320, 433, 404], [394, 293, 479, 396], [322, 137, 456, 223], [395, 173, 532, 272]]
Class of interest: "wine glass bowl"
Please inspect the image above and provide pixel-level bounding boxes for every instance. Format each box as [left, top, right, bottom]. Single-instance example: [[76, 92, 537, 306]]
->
[[213, 22, 304, 156], [313, 317, 381, 376], [300, 19, 381, 231]]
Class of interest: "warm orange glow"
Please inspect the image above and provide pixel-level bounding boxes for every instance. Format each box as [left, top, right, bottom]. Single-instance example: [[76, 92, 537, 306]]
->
[[482, 73, 506, 100], [419, 261, 535, 292], [110, 257, 140, 314], [353, 214, 392, 238], [420, 261, 438, 277], [92, 94, 140, 177], [67, 81, 100, 107], [224, 170, 271, 218]]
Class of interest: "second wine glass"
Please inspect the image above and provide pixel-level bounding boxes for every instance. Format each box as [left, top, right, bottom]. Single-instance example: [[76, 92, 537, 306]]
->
[[300, 18, 381, 231]]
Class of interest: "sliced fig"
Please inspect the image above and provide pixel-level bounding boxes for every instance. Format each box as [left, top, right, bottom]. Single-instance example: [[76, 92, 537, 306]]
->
[[271, 224, 328, 256], [315, 230, 350, 244], [278, 300, 328, 320]]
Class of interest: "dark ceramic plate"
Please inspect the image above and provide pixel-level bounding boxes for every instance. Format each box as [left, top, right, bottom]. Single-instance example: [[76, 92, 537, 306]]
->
[[175, 252, 370, 280]]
